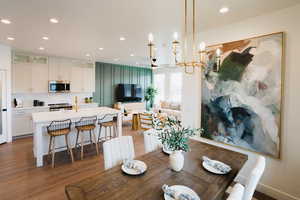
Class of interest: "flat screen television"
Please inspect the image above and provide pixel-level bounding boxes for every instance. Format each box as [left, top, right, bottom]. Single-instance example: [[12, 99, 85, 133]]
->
[[116, 84, 143, 102]]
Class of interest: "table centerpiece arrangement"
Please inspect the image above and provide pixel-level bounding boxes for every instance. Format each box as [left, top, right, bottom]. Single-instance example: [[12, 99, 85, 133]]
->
[[153, 116, 202, 172]]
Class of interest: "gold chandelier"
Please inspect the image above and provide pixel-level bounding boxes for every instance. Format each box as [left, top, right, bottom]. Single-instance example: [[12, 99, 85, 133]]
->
[[147, 0, 222, 74]]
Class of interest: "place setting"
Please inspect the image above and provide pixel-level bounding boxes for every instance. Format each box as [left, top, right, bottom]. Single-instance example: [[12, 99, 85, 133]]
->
[[201, 156, 232, 175], [121, 159, 148, 176], [162, 184, 200, 200]]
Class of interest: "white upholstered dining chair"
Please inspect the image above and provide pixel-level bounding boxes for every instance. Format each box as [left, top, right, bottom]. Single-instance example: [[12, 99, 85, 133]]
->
[[103, 136, 135, 170], [144, 130, 162, 153], [227, 183, 245, 200], [242, 155, 266, 200]]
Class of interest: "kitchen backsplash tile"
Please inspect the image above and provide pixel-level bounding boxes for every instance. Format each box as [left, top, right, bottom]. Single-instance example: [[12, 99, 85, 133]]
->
[[12, 93, 93, 107]]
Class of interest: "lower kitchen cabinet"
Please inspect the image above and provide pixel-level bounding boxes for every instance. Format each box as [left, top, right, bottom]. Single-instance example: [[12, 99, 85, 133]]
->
[[12, 107, 50, 137]]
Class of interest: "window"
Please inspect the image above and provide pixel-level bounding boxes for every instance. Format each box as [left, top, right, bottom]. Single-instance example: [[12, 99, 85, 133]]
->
[[153, 70, 182, 104], [153, 73, 165, 104], [169, 72, 182, 102]]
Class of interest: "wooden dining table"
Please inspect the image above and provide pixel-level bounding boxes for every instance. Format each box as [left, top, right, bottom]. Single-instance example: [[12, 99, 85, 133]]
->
[[65, 140, 247, 200]]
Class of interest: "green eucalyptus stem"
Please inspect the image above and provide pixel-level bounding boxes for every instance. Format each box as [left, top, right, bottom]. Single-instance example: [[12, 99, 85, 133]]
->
[[153, 116, 203, 152]]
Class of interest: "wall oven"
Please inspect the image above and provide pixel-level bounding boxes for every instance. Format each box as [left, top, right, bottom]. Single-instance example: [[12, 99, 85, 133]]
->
[[48, 81, 70, 93]]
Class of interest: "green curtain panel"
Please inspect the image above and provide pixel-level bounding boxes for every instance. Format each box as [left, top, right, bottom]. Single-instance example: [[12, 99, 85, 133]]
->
[[93, 62, 153, 107]]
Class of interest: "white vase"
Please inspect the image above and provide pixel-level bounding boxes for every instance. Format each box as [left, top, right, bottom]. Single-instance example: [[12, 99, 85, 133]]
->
[[169, 150, 184, 172]]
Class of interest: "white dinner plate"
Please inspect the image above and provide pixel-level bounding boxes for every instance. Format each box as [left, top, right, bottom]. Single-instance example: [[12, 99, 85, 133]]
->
[[164, 185, 200, 200], [162, 145, 173, 155], [121, 160, 147, 175], [202, 160, 231, 175]]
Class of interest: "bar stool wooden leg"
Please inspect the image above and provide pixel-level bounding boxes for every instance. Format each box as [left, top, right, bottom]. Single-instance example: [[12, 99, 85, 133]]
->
[[89, 130, 92, 144], [80, 131, 84, 160], [75, 130, 80, 149], [98, 125, 102, 143], [104, 127, 108, 140], [93, 130, 99, 155], [51, 136, 56, 168], [65, 134, 74, 163], [113, 125, 117, 138], [48, 136, 53, 160]]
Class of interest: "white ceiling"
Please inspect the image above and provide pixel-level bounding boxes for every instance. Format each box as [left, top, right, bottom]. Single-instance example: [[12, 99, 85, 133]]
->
[[0, 0, 299, 66]]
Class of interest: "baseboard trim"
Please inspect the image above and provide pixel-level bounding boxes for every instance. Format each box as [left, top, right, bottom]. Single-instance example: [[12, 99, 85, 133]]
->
[[238, 175, 300, 200], [12, 133, 33, 140]]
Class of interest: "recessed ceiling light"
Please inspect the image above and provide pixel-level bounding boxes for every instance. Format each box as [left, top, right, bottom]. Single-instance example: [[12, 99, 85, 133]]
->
[[49, 18, 59, 23], [7, 37, 15, 41], [86, 53, 91, 57], [1, 19, 11, 24], [120, 37, 126, 41], [98, 47, 104, 50], [42, 36, 49, 40], [39, 47, 45, 50], [219, 7, 229, 14], [130, 54, 134, 57]]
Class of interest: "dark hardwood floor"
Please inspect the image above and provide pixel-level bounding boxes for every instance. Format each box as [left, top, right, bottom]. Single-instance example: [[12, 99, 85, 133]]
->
[[0, 124, 275, 200]]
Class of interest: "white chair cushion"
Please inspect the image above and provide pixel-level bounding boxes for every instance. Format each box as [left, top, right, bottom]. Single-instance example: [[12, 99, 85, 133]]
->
[[103, 136, 135, 170], [144, 129, 162, 153], [227, 183, 245, 200], [243, 156, 266, 200]]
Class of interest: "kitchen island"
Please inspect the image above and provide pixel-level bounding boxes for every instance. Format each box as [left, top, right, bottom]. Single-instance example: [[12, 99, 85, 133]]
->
[[32, 107, 122, 167]]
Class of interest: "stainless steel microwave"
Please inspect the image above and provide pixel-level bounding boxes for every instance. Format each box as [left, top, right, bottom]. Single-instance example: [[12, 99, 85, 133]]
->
[[48, 81, 70, 93]]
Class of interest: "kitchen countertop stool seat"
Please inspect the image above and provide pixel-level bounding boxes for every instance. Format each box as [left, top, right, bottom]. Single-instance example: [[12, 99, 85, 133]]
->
[[75, 116, 99, 160], [47, 119, 74, 168], [97, 113, 118, 143]]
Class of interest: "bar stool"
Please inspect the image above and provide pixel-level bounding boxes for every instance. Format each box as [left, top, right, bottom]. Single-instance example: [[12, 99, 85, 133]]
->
[[75, 116, 99, 160], [47, 119, 74, 168], [98, 113, 118, 143]]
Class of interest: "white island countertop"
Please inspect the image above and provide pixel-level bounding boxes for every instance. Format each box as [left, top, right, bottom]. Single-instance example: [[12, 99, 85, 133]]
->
[[32, 107, 122, 167], [32, 107, 120, 124]]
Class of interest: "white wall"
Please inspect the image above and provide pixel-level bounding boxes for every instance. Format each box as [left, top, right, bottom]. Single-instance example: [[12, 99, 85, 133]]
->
[[182, 4, 300, 200], [0, 44, 12, 142]]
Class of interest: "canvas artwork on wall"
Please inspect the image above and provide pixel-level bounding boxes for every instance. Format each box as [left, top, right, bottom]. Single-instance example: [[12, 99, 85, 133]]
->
[[201, 32, 283, 158]]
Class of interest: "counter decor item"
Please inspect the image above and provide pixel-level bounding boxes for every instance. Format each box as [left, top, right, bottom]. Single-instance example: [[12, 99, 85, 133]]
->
[[153, 117, 202, 172], [74, 96, 79, 112]]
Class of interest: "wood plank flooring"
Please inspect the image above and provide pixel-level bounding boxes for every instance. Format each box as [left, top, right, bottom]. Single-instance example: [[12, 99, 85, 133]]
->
[[0, 124, 275, 200]]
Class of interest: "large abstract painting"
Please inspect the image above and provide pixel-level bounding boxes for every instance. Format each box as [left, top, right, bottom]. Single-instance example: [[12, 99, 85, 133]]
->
[[201, 32, 283, 158]]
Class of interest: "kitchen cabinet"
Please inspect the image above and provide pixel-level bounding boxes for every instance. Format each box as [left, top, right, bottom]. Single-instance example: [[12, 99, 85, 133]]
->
[[83, 65, 95, 92], [31, 63, 49, 93], [12, 52, 95, 94], [12, 63, 33, 93], [12, 53, 49, 93], [48, 57, 71, 81], [71, 66, 84, 92], [13, 63, 48, 93], [12, 107, 50, 137], [71, 64, 95, 93]]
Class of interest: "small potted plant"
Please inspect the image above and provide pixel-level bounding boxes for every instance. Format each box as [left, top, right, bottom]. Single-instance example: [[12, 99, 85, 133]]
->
[[145, 86, 158, 110], [153, 117, 202, 172]]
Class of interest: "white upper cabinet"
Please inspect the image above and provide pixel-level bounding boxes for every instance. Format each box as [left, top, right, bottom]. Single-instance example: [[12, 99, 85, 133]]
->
[[12, 52, 95, 94], [71, 65, 84, 92], [48, 57, 71, 81], [12, 53, 49, 93]]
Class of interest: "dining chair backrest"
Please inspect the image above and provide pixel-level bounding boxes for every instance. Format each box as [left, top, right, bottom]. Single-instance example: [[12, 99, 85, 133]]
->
[[227, 183, 245, 200], [75, 116, 97, 127], [243, 155, 266, 200], [144, 131, 162, 153], [139, 112, 153, 130], [103, 136, 135, 170]]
